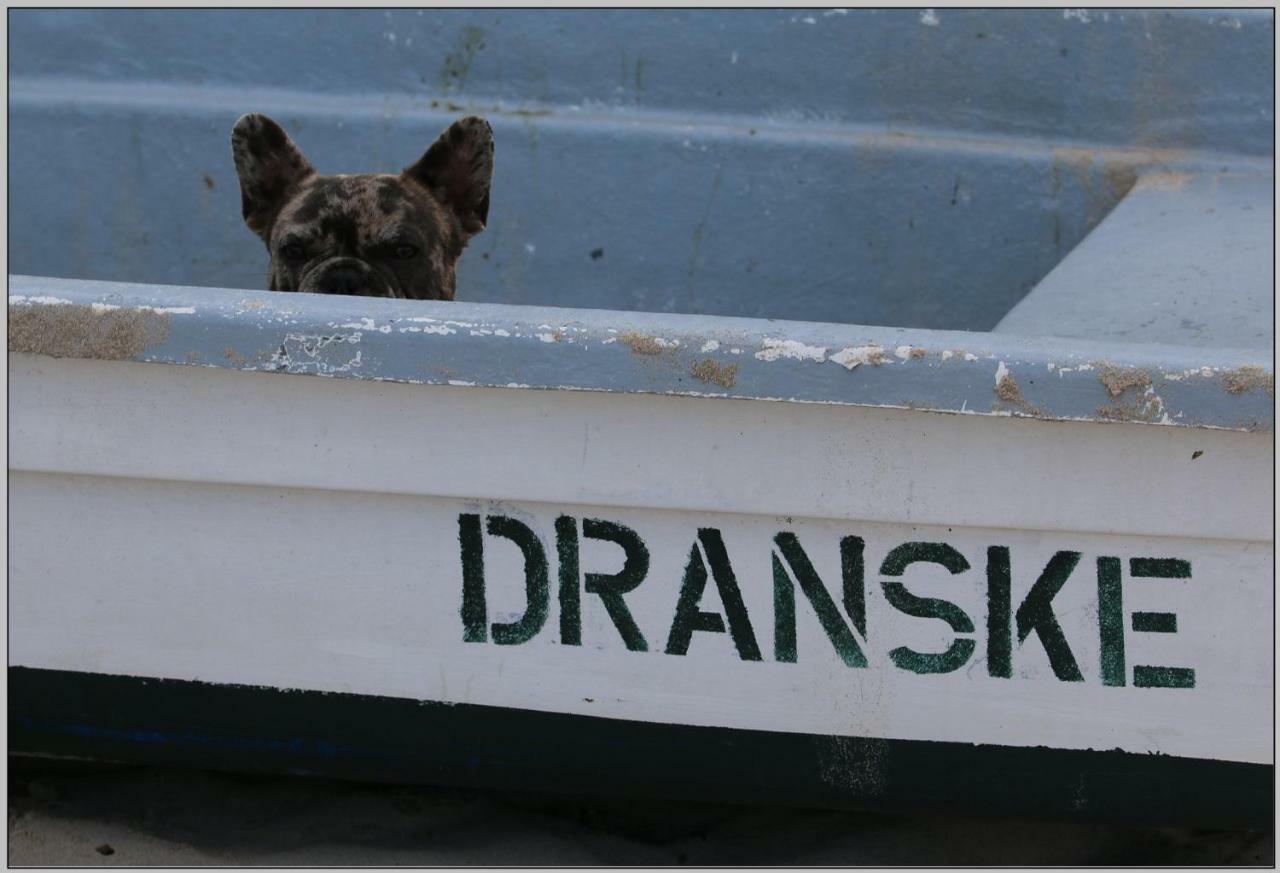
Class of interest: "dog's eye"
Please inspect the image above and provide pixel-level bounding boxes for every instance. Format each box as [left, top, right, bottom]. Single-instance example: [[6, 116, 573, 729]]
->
[[394, 244, 419, 260], [280, 243, 305, 260]]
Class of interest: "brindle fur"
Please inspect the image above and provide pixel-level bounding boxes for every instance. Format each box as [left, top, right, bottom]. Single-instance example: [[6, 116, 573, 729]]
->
[[231, 113, 493, 300]]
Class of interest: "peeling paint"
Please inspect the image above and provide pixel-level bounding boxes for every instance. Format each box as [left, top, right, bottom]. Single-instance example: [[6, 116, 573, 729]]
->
[[9, 295, 75, 306], [756, 339, 827, 363], [829, 345, 886, 370], [338, 317, 392, 334], [270, 333, 363, 374], [700, 340, 721, 353]]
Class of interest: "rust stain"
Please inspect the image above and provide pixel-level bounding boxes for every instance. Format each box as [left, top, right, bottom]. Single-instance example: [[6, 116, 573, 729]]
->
[[8, 303, 170, 360], [618, 332, 667, 356], [1222, 365, 1274, 397], [910, 347, 926, 359], [994, 370, 1047, 418], [1098, 364, 1152, 399], [1133, 171, 1193, 192], [690, 358, 738, 388], [224, 347, 248, 366], [995, 372, 1022, 403]]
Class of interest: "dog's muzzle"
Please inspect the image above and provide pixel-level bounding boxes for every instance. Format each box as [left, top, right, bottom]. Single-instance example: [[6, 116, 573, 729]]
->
[[300, 257, 397, 297]]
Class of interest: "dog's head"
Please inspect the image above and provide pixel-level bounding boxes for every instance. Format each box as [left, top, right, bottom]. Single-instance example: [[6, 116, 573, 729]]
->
[[231, 113, 493, 300]]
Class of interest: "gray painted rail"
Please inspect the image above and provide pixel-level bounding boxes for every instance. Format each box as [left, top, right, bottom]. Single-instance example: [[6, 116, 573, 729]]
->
[[9, 275, 1272, 432]]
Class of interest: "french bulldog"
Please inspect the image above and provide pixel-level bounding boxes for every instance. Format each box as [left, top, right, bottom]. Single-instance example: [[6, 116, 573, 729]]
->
[[231, 113, 493, 300]]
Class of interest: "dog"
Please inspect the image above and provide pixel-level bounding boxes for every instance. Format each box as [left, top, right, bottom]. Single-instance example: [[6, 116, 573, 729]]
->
[[231, 113, 493, 300]]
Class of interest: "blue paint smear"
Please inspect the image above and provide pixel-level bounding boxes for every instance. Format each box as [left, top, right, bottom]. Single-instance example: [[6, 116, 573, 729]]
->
[[28, 720, 381, 761]]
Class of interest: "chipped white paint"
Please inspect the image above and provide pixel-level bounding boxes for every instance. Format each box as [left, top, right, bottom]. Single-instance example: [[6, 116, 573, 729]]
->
[[920, 9, 940, 26], [493, 329, 511, 337], [994, 361, 1010, 387], [829, 345, 885, 370], [537, 333, 557, 343], [335, 316, 389, 332], [269, 333, 363, 374], [700, 340, 721, 353], [756, 339, 827, 363], [941, 350, 954, 362], [1063, 9, 1091, 23], [963, 353, 979, 362], [9, 295, 74, 306], [894, 345, 915, 360]]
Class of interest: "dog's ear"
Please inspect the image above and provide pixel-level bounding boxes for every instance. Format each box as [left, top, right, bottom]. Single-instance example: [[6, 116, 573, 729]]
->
[[403, 116, 494, 237], [231, 114, 316, 238]]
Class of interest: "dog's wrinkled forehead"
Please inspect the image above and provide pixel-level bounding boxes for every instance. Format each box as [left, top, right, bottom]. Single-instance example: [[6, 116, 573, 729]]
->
[[274, 174, 458, 252]]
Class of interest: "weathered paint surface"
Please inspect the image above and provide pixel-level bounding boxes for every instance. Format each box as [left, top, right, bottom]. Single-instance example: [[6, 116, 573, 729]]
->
[[7, 10, 1273, 328], [10, 460, 1272, 766], [9, 276, 1273, 432], [995, 168, 1273, 350]]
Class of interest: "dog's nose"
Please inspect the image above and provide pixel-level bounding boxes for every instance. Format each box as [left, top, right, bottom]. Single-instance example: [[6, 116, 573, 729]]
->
[[320, 266, 371, 296]]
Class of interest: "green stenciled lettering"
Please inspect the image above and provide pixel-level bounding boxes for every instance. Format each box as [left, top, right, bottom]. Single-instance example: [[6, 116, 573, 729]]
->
[[881, 542, 969, 576], [458, 513, 487, 643], [1126, 558, 1192, 686], [772, 533, 866, 667], [1127, 556, 1193, 688], [1131, 611, 1177, 633], [666, 542, 724, 655], [1133, 666, 1195, 689], [555, 515, 581, 646], [842, 536, 867, 638], [986, 546, 1012, 678], [582, 518, 650, 652], [1015, 551, 1084, 682], [1130, 558, 1191, 579], [665, 529, 761, 661], [773, 553, 797, 663], [1097, 556, 1125, 687], [880, 542, 975, 674], [486, 515, 550, 646]]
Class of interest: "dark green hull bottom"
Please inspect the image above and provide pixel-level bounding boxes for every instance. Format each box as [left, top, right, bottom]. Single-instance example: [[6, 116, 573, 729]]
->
[[8, 667, 1271, 829]]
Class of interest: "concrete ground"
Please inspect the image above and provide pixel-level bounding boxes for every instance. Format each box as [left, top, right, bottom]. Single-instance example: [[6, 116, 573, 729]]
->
[[7, 759, 1273, 866]]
